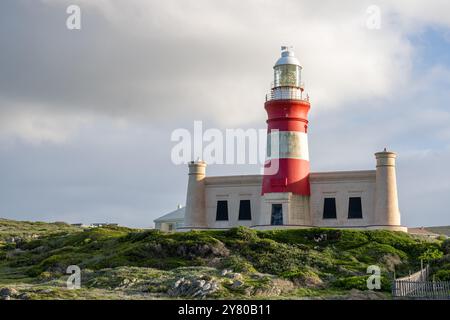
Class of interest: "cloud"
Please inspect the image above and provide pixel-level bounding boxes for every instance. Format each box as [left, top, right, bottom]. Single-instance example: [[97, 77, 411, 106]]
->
[[2, 0, 447, 134], [0, 100, 93, 145], [0, 0, 450, 227]]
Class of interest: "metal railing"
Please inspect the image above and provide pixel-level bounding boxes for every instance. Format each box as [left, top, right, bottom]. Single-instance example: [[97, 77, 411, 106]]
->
[[266, 87, 309, 102]]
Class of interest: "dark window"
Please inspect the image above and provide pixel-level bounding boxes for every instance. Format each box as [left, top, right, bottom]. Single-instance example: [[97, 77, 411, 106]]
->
[[238, 200, 252, 220], [348, 197, 363, 219], [216, 200, 229, 221], [323, 198, 337, 219], [271, 204, 283, 225]]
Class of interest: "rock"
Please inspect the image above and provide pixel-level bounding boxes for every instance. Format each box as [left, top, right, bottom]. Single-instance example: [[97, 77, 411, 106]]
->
[[231, 280, 244, 289], [202, 283, 211, 291], [226, 272, 243, 280], [174, 277, 184, 288], [247, 278, 294, 297], [17, 293, 30, 300], [313, 234, 327, 242], [2, 295, 11, 300], [0, 287, 18, 298], [115, 277, 140, 290], [250, 272, 272, 279], [221, 269, 232, 276], [168, 277, 220, 298], [6, 237, 16, 243], [39, 289, 53, 294]]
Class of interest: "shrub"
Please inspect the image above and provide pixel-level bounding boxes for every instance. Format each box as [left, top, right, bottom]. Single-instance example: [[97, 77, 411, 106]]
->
[[348, 242, 407, 264], [434, 270, 450, 281], [281, 269, 323, 288], [332, 275, 391, 292], [38, 271, 54, 280], [225, 227, 258, 242], [419, 248, 444, 262], [442, 239, 450, 255], [221, 255, 256, 273]]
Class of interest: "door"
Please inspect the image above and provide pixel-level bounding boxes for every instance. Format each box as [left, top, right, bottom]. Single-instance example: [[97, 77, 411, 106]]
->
[[271, 204, 283, 225]]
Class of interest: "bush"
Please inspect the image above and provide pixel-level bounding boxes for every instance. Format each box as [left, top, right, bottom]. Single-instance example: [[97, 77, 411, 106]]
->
[[259, 228, 343, 246], [225, 227, 258, 242], [348, 242, 407, 264], [332, 275, 391, 292], [434, 270, 450, 281], [38, 271, 54, 280], [419, 248, 444, 262], [281, 269, 323, 288], [442, 239, 450, 255], [221, 255, 256, 273]]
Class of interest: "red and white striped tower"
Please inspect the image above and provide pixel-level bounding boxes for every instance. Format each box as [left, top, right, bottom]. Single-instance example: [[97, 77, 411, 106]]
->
[[260, 47, 311, 226], [262, 46, 311, 195]]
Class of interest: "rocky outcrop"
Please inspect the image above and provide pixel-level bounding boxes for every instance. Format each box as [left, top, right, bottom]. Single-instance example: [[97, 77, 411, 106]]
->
[[168, 277, 220, 298], [0, 287, 18, 300]]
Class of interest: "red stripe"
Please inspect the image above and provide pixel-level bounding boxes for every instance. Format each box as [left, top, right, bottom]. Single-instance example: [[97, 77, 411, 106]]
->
[[265, 100, 311, 133], [262, 158, 310, 196]]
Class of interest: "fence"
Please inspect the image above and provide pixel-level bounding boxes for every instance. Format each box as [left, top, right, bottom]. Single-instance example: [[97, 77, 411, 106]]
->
[[392, 265, 450, 299]]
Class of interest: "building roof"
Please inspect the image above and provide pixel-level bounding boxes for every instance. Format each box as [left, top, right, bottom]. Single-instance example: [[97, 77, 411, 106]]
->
[[274, 46, 301, 67], [154, 206, 185, 223]]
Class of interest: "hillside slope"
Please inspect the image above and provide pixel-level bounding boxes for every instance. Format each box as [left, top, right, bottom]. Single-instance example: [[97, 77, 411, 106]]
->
[[0, 219, 82, 242], [0, 219, 448, 300], [426, 226, 450, 237]]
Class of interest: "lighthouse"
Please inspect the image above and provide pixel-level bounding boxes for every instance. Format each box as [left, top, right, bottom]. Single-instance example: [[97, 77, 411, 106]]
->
[[169, 46, 406, 233], [260, 47, 312, 226]]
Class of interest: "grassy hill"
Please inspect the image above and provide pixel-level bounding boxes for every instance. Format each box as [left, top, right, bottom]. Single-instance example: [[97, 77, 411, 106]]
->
[[0, 219, 449, 300], [426, 226, 450, 237], [0, 218, 82, 242]]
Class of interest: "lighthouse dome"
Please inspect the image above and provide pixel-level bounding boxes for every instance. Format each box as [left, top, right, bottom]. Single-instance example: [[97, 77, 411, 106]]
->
[[274, 46, 301, 68]]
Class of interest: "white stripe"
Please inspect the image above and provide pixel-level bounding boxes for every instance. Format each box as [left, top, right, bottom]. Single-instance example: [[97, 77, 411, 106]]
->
[[267, 131, 309, 161]]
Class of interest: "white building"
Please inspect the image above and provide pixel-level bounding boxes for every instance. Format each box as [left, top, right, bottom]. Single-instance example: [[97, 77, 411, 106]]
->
[[155, 47, 406, 232], [154, 205, 185, 232]]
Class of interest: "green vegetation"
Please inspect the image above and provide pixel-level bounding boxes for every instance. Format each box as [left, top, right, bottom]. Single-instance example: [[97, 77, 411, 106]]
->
[[0, 218, 81, 243], [0, 220, 449, 300]]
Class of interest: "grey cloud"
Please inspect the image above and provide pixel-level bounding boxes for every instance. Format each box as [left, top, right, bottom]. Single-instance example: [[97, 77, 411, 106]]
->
[[0, 0, 449, 227]]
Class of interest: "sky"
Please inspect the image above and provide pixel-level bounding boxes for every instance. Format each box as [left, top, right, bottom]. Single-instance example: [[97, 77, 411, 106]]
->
[[0, 0, 449, 228]]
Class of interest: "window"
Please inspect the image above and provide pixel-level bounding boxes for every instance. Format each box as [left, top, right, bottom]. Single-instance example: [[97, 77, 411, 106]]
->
[[271, 204, 283, 225], [168, 224, 174, 231], [216, 200, 229, 221], [348, 197, 363, 219], [323, 198, 337, 219], [238, 200, 252, 221]]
